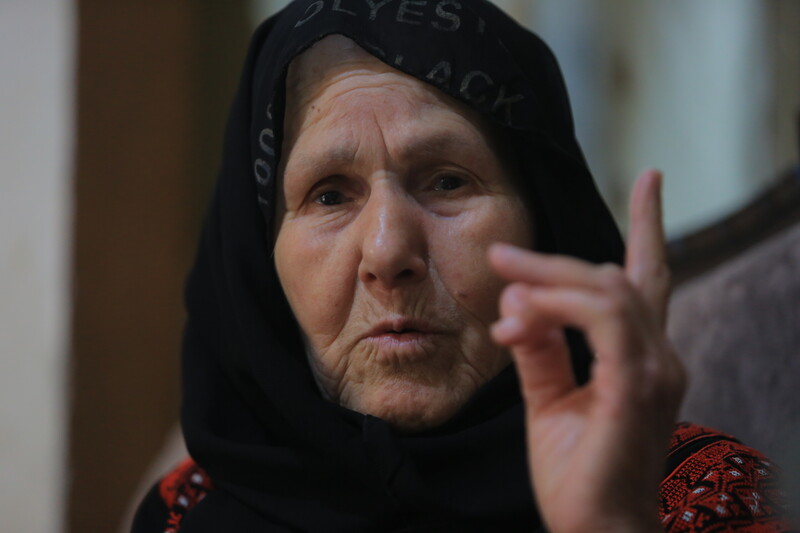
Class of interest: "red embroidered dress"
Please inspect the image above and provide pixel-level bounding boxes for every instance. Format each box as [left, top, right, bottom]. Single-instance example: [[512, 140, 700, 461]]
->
[[659, 424, 789, 532], [132, 423, 792, 532]]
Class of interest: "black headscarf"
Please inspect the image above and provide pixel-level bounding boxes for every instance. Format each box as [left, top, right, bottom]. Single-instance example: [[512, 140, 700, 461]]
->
[[180, 1, 624, 531]]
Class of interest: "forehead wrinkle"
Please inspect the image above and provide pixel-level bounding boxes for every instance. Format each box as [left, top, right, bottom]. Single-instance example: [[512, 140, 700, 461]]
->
[[286, 88, 404, 178], [323, 87, 490, 166], [288, 107, 491, 182], [287, 77, 438, 142], [292, 70, 433, 112], [282, 36, 502, 183]]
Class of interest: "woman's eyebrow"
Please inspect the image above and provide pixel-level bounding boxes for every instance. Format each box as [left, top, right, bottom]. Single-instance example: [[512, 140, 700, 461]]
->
[[289, 145, 356, 174], [398, 129, 483, 160]]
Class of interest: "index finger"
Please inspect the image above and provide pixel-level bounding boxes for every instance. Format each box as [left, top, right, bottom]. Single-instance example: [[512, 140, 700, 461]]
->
[[625, 169, 670, 326]]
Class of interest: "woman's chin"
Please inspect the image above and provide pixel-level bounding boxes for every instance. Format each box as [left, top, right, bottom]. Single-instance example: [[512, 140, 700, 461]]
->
[[350, 378, 474, 433]]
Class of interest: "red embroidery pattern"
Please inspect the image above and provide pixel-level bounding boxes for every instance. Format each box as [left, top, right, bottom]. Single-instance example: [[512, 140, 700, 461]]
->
[[156, 424, 791, 532], [660, 423, 789, 532], [158, 458, 214, 533], [667, 422, 725, 451]]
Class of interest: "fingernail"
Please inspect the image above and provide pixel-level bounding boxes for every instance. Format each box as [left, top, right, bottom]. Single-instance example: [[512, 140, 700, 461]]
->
[[489, 242, 511, 254], [502, 285, 528, 313], [489, 242, 522, 260], [491, 316, 524, 341]]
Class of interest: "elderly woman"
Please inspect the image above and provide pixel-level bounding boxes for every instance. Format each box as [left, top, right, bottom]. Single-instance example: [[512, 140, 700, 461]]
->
[[132, 1, 789, 531]]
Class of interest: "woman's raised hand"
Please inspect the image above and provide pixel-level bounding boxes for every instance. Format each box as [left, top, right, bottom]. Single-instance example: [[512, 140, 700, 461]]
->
[[489, 170, 686, 533]]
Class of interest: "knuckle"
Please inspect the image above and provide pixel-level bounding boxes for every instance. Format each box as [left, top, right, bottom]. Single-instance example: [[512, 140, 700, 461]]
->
[[598, 290, 628, 317], [651, 262, 672, 293], [633, 343, 687, 404], [644, 357, 666, 387], [499, 283, 529, 315], [653, 349, 688, 401], [597, 263, 630, 292], [657, 262, 672, 284], [670, 355, 689, 397]]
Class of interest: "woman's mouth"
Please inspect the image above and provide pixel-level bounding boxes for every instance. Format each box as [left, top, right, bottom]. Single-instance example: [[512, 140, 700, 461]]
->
[[363, 318, 442, 362]]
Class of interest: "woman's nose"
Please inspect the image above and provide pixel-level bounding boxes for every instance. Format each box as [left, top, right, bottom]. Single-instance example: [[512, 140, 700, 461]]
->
[[357, 191, 428, 290]]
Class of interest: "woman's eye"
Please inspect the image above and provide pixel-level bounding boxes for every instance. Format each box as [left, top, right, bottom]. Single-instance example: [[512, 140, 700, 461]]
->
[[316, 190, 346, 206], [433, 174, 466, 191]]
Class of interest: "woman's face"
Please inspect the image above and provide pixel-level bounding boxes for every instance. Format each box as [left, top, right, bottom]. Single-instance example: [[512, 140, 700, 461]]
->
[[274, 36, 532, 431]]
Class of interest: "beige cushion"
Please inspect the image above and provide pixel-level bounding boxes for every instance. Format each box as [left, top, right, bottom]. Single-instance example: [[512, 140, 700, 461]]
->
[[668, 221, 800, 461]]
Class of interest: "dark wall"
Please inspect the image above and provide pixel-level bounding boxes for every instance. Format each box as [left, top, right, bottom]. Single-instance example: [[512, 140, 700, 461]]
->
[[69, 2, 249, 531]]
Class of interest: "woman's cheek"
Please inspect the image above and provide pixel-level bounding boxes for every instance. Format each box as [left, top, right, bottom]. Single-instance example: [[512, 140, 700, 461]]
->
[[277, 225, 343, 335], [433, 236, 504, 325], [461, 265, 506, 325], [449, 208, 531, 323]]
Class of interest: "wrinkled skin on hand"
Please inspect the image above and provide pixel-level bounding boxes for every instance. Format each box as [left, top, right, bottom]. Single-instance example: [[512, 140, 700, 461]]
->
[[490, 170, 686, 533]]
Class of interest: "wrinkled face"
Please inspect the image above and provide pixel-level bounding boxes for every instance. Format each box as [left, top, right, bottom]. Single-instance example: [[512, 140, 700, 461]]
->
[[274, 35, 532, 432]]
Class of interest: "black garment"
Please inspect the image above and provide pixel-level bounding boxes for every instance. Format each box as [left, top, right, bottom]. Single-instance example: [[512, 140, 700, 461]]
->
[[159, 1, 624, 531]]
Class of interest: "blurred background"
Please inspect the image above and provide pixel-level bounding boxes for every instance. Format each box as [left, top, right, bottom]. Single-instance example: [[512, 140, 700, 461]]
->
[[0, 0, 797, 531]]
